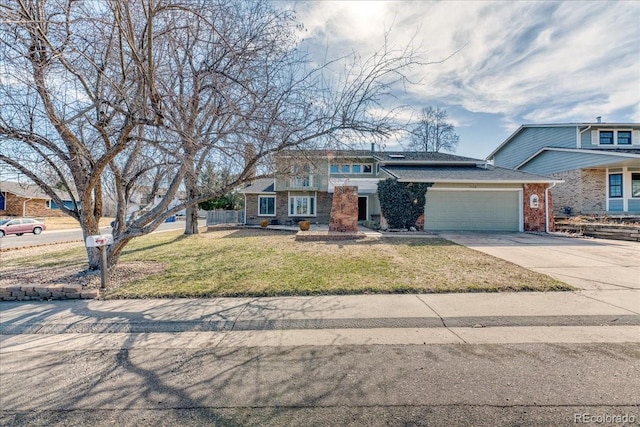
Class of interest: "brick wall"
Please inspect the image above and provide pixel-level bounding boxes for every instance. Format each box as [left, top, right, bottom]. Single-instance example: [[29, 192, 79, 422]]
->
[[1, 193, 65, 217], [523, 183, 551, 232], [581, 169, 606, 213], [550, 169, 605, 215], [245, 192, 333, 225]]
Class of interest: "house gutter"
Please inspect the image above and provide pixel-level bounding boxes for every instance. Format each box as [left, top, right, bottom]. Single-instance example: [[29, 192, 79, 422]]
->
[[545, 182, 557, 233]]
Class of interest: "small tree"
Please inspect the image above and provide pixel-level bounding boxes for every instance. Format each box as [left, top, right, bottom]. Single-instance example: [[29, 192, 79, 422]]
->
[[378, 179, 431, 229], [408, 107, 459, 153]]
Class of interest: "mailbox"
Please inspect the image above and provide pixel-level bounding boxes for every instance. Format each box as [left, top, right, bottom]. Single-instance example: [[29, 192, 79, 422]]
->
[[86, 234, 114, 248]]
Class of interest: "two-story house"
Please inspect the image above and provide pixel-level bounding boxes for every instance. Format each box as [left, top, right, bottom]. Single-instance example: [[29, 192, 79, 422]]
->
[[487, 123, 640, 215], [242, 149, 560, 232]]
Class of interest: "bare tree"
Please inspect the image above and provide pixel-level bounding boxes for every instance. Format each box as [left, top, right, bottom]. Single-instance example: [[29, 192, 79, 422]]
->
[[0, 0, 421, 271], [408, 106, 459, 153]]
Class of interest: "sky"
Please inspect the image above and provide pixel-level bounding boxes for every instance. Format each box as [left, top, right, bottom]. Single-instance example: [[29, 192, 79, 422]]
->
[[287, 0, 640, 159]]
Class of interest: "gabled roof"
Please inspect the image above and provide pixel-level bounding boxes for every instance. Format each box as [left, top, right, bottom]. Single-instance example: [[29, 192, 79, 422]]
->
[[240, 178, 275, 194], [0, 181, 76, 201], [487, 122, 640, 160], [382, 164, 561, 184]]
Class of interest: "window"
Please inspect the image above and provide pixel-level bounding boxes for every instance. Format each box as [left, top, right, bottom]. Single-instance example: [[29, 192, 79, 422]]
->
[[632, 173, 640, 198], [289, 195, 316, 216], [291, 175, 313, 187], [329, 163, 374, 174], [0, 192, 5, 210], [609, 174, 623, 198], [599, 131, 614, 145], [618, 131, 632, 145], [258, 196, 276, 216], [45, 200, 52, 209]]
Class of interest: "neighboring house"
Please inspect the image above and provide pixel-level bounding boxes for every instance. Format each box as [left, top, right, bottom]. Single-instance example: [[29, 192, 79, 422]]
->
[[487, 123, 640, 215], [241, 149, 560, 232], [118, 187, 187, 217], [0, 181, 78, 217]]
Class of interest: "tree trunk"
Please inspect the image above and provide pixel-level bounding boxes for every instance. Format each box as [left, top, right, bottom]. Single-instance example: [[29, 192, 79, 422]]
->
[[184, 205, 199, 235], [183, 163, 200, 235]]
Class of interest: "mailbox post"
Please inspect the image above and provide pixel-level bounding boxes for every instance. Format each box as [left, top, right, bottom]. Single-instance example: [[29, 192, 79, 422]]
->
[[85, 234, 114, 289]]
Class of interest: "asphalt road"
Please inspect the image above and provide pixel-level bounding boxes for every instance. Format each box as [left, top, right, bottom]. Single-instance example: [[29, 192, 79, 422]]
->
[[1, 340, 638, 427], [0, 219, 206, 250]]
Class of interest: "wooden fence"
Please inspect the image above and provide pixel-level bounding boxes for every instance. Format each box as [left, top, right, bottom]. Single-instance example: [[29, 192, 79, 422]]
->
[[206, 210, 245, 226]]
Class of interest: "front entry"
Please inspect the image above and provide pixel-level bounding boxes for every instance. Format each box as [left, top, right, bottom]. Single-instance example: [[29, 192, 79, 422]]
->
[[357, 196, 367, 221]]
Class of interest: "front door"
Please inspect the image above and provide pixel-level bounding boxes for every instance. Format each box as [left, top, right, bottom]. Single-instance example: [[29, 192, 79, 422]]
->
[[357, 196, 367, 221]]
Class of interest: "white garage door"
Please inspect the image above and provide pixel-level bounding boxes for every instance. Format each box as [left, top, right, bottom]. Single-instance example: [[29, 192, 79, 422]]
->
[[425, 190, 521, 231]]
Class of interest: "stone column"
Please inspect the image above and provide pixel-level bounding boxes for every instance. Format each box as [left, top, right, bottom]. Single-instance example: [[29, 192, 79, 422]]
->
[[329, 186, 359, 232]]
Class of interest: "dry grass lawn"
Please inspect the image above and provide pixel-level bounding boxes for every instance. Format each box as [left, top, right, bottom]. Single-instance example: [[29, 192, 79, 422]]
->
[[0, 228, 571, 298]]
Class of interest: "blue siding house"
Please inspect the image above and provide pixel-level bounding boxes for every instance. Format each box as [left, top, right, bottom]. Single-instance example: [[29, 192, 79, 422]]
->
[[488, 123, 640, 215]]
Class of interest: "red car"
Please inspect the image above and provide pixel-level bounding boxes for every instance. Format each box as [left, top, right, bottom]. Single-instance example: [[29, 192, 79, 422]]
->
[[0, 218, 47, 237]]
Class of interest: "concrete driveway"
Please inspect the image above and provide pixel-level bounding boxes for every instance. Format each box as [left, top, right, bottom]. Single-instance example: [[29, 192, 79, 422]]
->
[[439, 232, 640, 292]]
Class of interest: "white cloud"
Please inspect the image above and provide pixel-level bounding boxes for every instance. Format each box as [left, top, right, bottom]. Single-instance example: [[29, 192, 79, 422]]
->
[[293, 0, 640, 131]]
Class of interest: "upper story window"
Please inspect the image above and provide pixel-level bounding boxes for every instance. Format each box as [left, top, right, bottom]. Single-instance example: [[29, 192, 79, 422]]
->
[[618, 131, 632, 145], [290, 163, 313, 188], [598, 130, 633, 146], [330, 163, 373, 174], [599, 131, 614, 145]]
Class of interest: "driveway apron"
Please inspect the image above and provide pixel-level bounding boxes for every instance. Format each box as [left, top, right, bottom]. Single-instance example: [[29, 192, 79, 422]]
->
[[438, 232, 640, 313]]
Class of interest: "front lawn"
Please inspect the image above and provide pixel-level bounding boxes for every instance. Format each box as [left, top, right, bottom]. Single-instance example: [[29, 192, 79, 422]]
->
[[0, 229, 570, 298]]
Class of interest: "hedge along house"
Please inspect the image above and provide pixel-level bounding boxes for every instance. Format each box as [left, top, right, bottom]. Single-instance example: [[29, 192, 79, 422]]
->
[[0, 181, 79, 218], [241, 150, 561, 232], [487, 122, 640, 216]]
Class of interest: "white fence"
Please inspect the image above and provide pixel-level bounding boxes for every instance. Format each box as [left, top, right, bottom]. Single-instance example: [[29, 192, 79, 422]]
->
[[206, 210, 245, 226]]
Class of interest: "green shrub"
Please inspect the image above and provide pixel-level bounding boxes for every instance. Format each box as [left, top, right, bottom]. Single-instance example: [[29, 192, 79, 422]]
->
[[378, 178, 432, 229]]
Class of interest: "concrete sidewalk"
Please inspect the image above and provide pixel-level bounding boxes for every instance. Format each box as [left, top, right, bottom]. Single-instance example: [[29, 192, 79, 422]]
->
[[1, 292, 638, 351]]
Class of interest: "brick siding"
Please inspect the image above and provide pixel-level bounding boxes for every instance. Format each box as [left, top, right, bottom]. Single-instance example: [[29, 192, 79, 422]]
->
[[0, 193, 66, 218], [550, 169, 605, 215], [523, 183, 552, 232], [245, 192, 333, 225]]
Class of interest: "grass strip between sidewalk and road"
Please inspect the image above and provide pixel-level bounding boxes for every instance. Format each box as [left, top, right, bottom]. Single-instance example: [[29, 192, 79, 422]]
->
[[0, 229, 572, 298]]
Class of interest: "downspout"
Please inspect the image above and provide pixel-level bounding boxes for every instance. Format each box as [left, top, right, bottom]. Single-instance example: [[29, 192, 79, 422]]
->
[[578, 125, 591, 149], [22, 198, 34, 217], [545, 182, 557, 233], [243, 193, 247, 225]]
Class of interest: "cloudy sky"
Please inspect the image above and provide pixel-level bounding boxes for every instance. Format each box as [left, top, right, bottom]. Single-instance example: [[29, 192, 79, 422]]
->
[[287, 1, 640, 159]]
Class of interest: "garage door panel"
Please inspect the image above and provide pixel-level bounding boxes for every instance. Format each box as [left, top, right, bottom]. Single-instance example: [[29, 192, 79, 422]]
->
[[425, 190, 520, 231]]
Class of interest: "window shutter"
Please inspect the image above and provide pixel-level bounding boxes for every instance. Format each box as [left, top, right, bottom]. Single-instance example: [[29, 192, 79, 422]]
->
[[591, 130, 598, 146], [633, 130, 640, 145]]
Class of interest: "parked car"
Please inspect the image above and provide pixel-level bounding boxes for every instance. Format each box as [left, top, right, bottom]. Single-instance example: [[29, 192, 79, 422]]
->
[[0, 218, 47, 237]]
